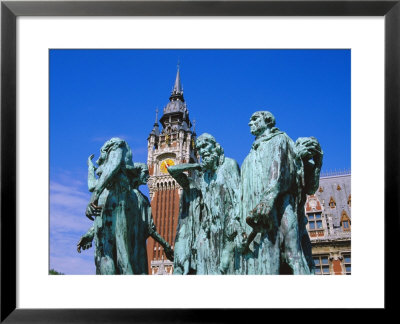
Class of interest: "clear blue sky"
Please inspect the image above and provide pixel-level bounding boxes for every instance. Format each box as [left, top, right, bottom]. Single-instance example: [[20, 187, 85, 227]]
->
[[49, 49, 350, 274]]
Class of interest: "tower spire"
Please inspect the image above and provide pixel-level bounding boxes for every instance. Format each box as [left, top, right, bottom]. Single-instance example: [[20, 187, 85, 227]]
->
[[169, 63, 184, 102], [175, 59, 180, 89], [150, 107, 160, 136]]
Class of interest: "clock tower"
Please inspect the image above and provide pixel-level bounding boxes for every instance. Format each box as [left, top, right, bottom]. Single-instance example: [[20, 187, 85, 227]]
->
[[146, 66, 198, 275]]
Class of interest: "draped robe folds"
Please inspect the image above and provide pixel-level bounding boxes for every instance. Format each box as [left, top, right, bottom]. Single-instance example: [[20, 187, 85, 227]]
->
[[93, 175, 155, 275], [172, 173, 203, 275], [241, 130, 311, 275], [196, 157, 242, 275], [90, 140, 153, 275]]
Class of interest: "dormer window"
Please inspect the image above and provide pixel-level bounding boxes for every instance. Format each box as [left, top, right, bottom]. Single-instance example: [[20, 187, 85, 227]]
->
[[329, 197, 336, 208], [348, 194, 351, 207], [340, 210, 351, 231]]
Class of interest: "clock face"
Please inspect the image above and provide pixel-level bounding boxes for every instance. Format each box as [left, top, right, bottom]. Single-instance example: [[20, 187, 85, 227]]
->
[[160, 159, 175, 174]]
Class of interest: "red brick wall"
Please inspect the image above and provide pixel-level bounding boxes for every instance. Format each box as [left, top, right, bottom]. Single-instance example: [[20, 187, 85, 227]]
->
[[146, 187, 180, 274], [332, 259, 343, 275]]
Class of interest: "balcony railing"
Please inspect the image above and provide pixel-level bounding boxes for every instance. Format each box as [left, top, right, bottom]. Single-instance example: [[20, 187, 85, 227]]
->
[[320, 169, 351, 178]]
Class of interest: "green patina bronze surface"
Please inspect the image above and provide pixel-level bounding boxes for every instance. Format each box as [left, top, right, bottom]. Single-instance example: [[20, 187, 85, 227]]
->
[[165, 112, 322, 275], [195, 134, 243, 275], [76, 109, 322, 275], [167, 163, 202, 275], [168, 133, 244, 275], [77, 138, 172, 274], [240, 111, 323, 274]]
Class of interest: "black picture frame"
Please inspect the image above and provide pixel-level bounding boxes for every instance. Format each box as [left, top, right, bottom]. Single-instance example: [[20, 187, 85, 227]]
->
[[1, 0, 397, 322]]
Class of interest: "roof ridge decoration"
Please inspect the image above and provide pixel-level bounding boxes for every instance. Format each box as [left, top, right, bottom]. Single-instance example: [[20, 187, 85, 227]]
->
[[320, 169, 351, 178]]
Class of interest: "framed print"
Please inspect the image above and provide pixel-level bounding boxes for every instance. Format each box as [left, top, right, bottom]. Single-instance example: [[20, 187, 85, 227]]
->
[[1, 0, 398, 322]]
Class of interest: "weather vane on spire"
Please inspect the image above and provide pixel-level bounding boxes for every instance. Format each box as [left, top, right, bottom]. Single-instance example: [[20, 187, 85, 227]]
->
[[155, 107, 159, 123]]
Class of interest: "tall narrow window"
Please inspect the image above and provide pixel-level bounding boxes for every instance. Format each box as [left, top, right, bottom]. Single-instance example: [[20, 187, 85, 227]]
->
[[343, 254, 351, 275]]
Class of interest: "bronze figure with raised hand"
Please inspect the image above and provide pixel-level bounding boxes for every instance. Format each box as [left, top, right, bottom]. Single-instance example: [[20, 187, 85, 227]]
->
[[77, 138, 172, 274], [168, 133, 243, 274]]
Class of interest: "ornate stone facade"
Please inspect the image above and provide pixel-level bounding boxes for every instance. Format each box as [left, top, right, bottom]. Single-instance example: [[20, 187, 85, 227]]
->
[[305, 172, 351, 275]]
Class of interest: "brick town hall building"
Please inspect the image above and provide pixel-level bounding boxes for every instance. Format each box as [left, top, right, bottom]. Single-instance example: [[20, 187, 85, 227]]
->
[[146, 68, 351, 275], [146, 67, 198, 274]]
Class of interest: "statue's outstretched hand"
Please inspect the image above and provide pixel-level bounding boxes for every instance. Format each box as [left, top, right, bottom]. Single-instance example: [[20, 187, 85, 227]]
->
[[77, 235, 93, 253], [87, 154, 95, 167], [85, 202, 102, 221], [191, 163, 202, 171]]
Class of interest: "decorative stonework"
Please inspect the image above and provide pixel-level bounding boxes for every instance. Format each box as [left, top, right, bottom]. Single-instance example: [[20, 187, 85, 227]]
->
[[306, 174, 351, 275]]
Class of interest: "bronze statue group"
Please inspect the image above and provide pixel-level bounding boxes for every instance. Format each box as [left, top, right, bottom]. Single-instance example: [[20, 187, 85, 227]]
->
[[77, 111, 323, 275]]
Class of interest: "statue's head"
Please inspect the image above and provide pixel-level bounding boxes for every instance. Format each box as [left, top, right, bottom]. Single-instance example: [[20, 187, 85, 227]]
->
[[248, 111, 276, 136], [132, 162, 150, 187], [196, 133, 224, 171], [96, 137, 133, 167]]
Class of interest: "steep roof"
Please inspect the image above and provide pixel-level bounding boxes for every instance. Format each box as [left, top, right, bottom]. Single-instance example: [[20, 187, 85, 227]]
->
[[315, 174, 351, 229]]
